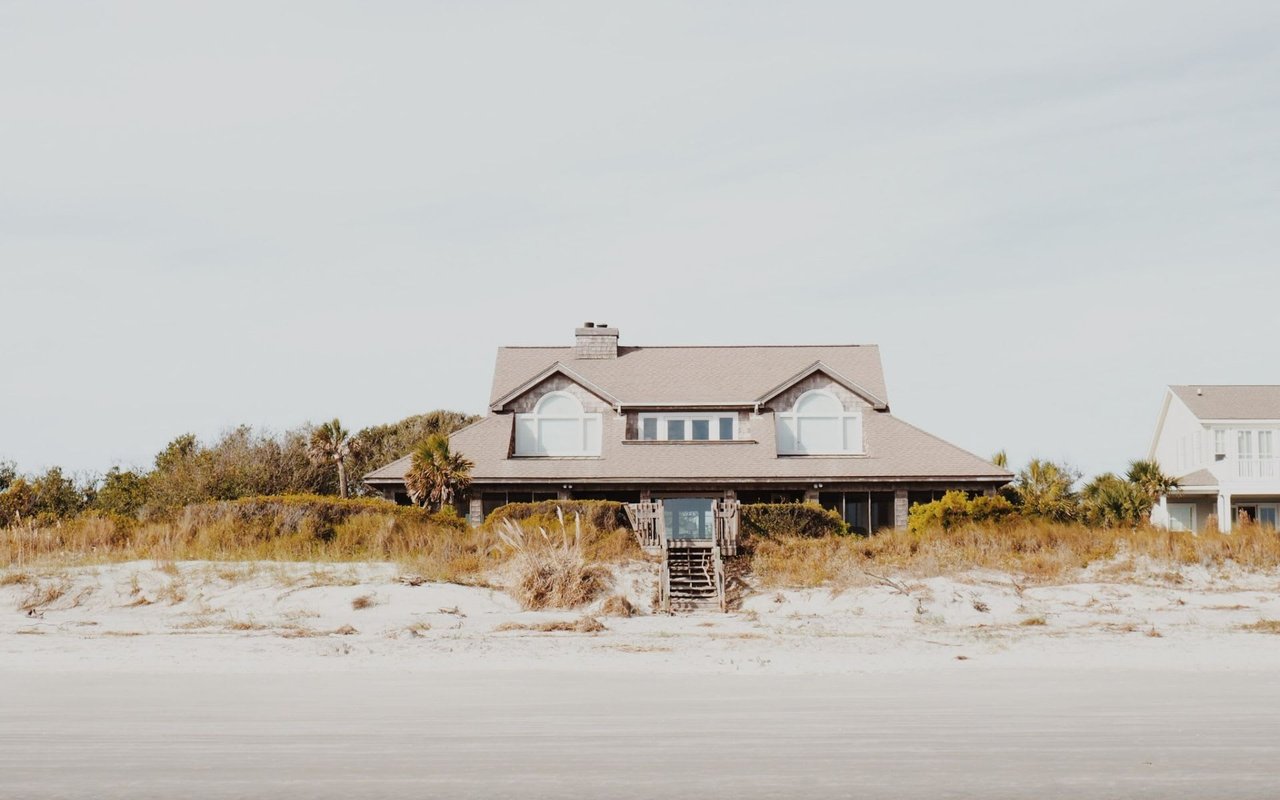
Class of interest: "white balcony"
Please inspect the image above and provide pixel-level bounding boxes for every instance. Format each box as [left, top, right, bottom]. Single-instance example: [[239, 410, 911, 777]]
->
[[1236, 458, 1280, 479]]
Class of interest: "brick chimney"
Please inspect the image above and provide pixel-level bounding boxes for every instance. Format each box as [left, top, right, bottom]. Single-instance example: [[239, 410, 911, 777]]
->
[[574, 322, 619, 359]]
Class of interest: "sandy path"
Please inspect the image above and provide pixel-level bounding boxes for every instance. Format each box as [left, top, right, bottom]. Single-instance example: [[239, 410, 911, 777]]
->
[[3, 668, 1278, 799]]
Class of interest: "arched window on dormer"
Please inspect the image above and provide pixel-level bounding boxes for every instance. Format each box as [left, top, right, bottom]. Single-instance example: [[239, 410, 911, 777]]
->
[[514, 391, 603, 456], [775, 389, 863, 455]]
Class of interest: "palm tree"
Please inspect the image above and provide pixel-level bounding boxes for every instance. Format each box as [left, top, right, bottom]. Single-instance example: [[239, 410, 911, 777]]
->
[[1125, 459, 1180, 503], [404, 433, 474, 511], [991, 450, 1008, 468], [1081, 473, 1149, 527], [1012, 459, 1080, 521], [307, 419, 359, 498]]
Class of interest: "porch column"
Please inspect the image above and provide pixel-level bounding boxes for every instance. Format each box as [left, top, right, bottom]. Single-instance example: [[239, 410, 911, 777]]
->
[[1156, 495, 1169, 529], [1219, 492, 1233, 533], [467, 496, 484, 527], [894, 489, 909, 530]]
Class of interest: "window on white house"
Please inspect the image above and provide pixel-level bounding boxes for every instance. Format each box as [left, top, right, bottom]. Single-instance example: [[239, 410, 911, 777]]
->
[[637, 413, 737, 441], [1214, 429, 1227, 460], [1168, 504, 1195, 532], [514, 391, 602, 456], [1239, 430, 1254, 459], [1260, 431, 1274, 460], [775, 390, 863, 455]]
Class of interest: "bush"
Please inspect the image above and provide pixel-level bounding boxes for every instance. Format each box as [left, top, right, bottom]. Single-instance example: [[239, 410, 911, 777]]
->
[[741, 502, 850, 538], [908, 491, 1017, 533], [486, 500, 627, 533], [2, 495, 494, 580], [495, 517, 609, 610]]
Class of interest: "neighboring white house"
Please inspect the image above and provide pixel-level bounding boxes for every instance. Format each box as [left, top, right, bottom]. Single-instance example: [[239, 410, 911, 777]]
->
[[1148, 386, 1280, 532]]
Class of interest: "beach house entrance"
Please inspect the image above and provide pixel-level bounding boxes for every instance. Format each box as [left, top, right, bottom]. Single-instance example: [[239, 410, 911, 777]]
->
[[662, 498, 714, 540], [624, 498, 740, 612]]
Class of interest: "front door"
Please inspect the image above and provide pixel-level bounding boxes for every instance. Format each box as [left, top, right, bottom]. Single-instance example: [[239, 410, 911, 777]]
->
[[663, 498, 714, 540]]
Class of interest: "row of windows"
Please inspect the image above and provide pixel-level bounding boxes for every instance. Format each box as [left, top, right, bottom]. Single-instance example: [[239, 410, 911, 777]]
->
[[513, 389, 863, 457], [639, 414, 736, 442]]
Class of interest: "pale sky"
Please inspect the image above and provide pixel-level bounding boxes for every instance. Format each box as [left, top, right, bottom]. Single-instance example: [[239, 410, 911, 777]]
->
[[2, 1, 1278, 480]]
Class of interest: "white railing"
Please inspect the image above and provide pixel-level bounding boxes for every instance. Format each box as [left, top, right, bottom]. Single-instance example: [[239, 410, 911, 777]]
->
[[1236, 458, 1279, 479]]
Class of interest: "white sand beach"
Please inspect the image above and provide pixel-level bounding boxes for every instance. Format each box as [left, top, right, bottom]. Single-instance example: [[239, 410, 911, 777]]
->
[[4, 560, 1280, 798], [4, 559, 1280, 675]]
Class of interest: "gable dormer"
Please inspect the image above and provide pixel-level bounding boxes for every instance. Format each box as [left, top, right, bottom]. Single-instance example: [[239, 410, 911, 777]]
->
[[757, 365, 880, 456], [499, 373, 613, 457]]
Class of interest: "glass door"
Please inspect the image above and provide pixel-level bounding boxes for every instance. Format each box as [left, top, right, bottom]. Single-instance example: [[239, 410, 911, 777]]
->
[[1260, 506, 1278, 530], [663, 498, 714, 540]]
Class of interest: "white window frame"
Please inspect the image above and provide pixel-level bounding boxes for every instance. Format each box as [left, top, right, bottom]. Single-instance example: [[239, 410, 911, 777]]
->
[[1167, 503, 1196, 533], [1214, 429, 1227, 460], [636, 412, 738, 442], [514, 391, 602, 456], [775, 389, 864, 455]]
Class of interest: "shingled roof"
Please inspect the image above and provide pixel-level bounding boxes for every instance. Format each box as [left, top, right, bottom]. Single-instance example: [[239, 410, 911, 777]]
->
[[1170, 386, 1280, 420], [489, 345, 889, 409], [364, 329, 1011, 489]]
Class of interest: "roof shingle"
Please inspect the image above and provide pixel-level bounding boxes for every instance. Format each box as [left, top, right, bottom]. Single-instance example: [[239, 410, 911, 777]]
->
[[490, 345, 889, 408], [1170, 386, 1280, 420]]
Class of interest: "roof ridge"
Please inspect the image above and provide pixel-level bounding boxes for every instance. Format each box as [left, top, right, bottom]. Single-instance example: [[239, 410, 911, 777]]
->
[[500, 343, 879, 350]]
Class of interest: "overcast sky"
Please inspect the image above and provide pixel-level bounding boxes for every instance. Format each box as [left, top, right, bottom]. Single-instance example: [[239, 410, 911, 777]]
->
[[2, 1, 1278, 480]]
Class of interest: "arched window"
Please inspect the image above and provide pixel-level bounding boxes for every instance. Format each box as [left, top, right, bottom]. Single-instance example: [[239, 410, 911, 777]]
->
[[514, 391, 602, 456], [775, 390, 863, 455]]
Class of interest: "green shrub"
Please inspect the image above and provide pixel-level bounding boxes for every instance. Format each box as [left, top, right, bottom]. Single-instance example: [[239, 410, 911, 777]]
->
[[741, 502, 849, 538], [486, 500, 627, 532], [908, 490, 1017, 533]]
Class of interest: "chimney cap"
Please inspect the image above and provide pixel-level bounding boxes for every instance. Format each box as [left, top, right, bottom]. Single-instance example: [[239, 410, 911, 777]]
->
[[583, 321, 595, 328], [596, 322, 607, 328]]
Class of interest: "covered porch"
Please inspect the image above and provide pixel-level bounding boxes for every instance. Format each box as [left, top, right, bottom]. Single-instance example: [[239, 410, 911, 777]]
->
[[1160, 492, 1280, 532]]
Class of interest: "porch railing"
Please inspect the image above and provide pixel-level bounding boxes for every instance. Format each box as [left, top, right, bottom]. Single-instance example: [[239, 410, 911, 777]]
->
[[1237, 459, 1279, 479], [624, 501, 663, 551]]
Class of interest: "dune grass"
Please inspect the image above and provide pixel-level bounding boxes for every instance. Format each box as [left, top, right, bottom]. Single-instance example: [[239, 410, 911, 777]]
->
[[1, 496, 643, 593], [749, 521, 1280, 588], [495, 514, 611, 610]]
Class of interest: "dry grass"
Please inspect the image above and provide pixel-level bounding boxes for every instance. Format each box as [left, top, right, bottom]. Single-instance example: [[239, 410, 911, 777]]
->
[[351, 593, 376, 610], [18, 578, 71, 612], [600, 594, 636, 617], [0, 501, 490, 583], [1241, 619, 1280, 634], [155, 578, 187, 605], [225, 619, 269, 631], [1019, 615, 1048, 626], [495, 616, 606, 633], [750, 522, 1280, 588], [1, 571, 33, 586], [497, 514, 609, 610]]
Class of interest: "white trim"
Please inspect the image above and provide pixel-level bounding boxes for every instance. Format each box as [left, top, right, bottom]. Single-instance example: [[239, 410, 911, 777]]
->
[[514, 391, 603, 456], [775, 389, 865, 455], [490, 362, 619, 411], [756, 361, 889, 410]]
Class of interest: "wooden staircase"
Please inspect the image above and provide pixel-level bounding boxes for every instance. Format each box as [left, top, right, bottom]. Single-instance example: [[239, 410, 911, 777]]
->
[[626, 498, 738, 614], [661, 542, 725, 613]]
